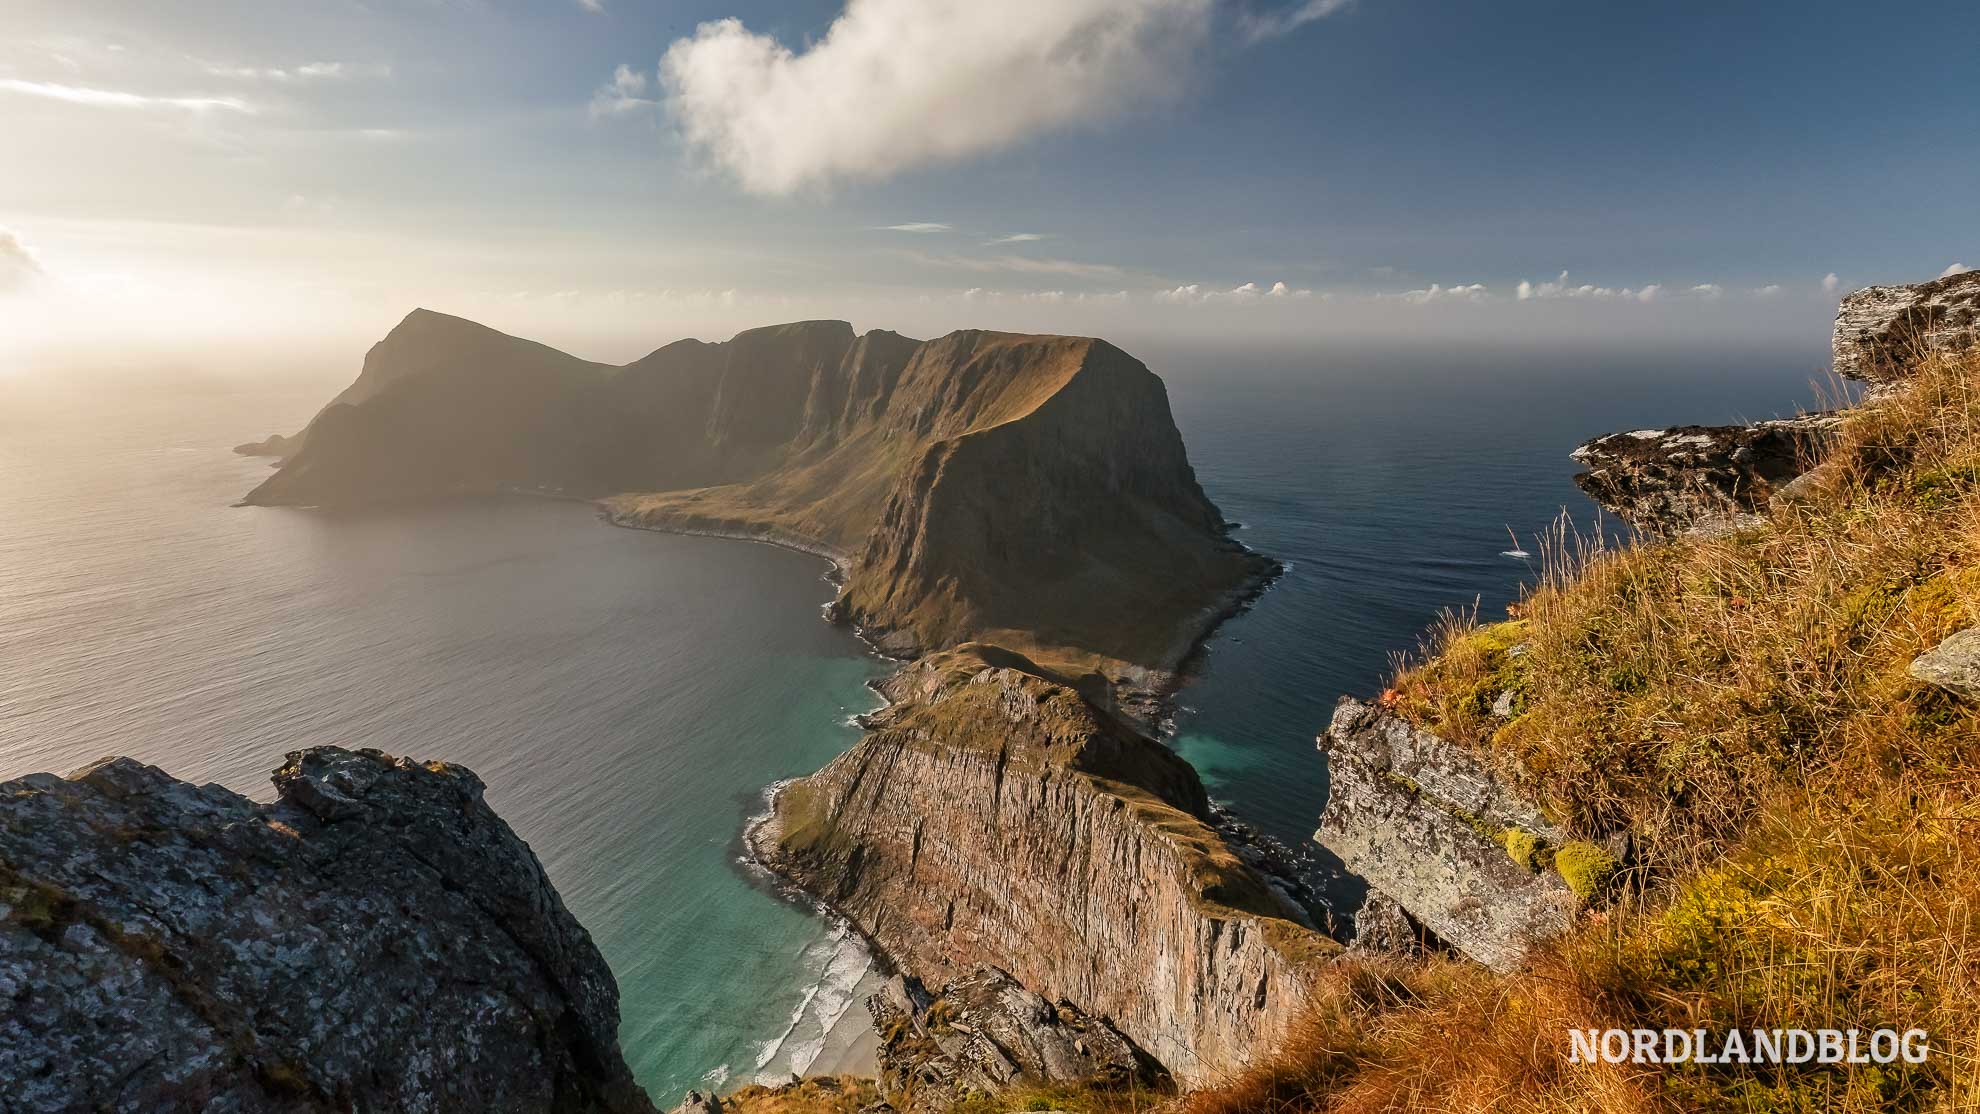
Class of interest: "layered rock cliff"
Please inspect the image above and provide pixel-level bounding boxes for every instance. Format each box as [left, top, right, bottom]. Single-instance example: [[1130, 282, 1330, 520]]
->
[[0, 747, 654, 1114], [753, 646, 1331, 1087]]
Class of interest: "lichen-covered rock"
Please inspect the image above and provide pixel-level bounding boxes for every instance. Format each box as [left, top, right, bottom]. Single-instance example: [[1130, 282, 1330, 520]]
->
[[1908, 626, 1980, 700], [1834, 270, 1980, 382], [754, 645, 1332, 1087], [1346, 891, 1422, 957], [0, 747, 654, 1114], [866, 968, 1161, 1110], [1316, 699, 1574, 973], [1570, 414, 1841, 536]]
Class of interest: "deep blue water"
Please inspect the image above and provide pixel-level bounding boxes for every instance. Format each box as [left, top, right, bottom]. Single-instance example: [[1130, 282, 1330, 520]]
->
[[0, 339, 1837, 1100], [1152, 339, 1839, 887]]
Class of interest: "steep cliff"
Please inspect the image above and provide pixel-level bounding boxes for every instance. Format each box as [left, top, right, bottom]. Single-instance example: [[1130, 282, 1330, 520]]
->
[[0, 748, 654, 1114], [753, 646, 1331, 1087], [248, 312, 1267, 680]]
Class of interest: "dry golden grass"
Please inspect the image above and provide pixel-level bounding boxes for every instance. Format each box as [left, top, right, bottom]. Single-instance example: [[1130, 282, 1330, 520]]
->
[[1179, 345, 1980, 1112]]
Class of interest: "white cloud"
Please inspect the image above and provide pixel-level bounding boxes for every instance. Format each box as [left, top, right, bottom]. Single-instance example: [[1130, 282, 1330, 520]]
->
[[1752, 284, 1782, 298], [0, 78, 252, 113], [1690, 283, 1723, 298], [578, 0, 606, 11], [1822, 272, 1840, 294], [1157, 280, 1314, 303], [0, 229, 42, 293], [1515, 271, 1660, 302], [660, 0, 1214, 195], [589, 64, 655, 117], [1398, 282, 1489, 304], [879, 222, 952, 233], [904, 251, 1128, 280], [986, 232, 1050, 245], [1942, 262, 1973, 279], [1239, 0, 1354, 43]]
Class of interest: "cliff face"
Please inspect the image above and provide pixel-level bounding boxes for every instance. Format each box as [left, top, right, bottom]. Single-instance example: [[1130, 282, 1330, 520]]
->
[[755, 646, 1331, 1087], [0, 748, 653, 1114]]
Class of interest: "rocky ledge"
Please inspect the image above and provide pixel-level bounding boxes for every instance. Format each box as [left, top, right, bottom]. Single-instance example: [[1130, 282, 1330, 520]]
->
[[1570, 413, 1842, 536], [0, 748, 653, 1114], [865, 967, 1162, 1110], [1316, 699, 1579, 973], [1834, 268, 1980, 382], [753, 645, 1332, 1087]]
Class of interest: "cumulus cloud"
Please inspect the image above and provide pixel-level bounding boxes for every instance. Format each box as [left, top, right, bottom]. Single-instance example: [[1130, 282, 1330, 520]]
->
[[1752, 284, 1783, 298], [577, 0, 606, 12], [0, 78, 252, 113], [1396, 282, 1489, 304], [879, 222, 952, 233], [0, 229, 43, 293], [1822, 272, 1841, 294], [1690, 283, 1723, 298], [1157, 280, 1313, 303], [660, 0, 1214, 195], [1238, 0, 1355, 43], [1943, 262, 1973, 278], [590, 64, 655, 117], [1515, 271, 1660, 302]]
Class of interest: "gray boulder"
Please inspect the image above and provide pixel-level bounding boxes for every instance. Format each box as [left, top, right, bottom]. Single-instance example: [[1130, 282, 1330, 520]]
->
[[1316, 699, 1575, 973], [0, 747, 654, 1114], [1834, 270, 1980, 382], [1909, 627, 1980, 700]]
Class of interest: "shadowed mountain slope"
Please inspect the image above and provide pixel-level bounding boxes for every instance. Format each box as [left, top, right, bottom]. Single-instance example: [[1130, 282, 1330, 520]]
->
[[247, 311, 1269, 677]]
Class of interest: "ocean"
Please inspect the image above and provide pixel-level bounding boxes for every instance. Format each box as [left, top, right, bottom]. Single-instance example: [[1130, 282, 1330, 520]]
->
[[0, 339, 1836, 1101]]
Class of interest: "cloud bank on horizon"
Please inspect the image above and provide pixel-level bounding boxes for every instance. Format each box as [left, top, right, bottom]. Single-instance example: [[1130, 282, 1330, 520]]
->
[[659, 0, 1220, 196]]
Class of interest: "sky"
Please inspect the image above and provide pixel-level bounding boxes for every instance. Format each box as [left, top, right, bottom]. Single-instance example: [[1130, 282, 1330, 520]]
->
[[2, 0, 1976, 369]]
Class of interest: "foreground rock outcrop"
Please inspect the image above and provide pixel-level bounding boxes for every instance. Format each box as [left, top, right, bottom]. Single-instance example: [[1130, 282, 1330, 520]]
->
[[0, 748, 653, 1114], [1909, 626, 1980, 700], [866, 967, 1161, 1110], [1570, 413, 1842, 536], [755, 645, 1331, 1087], [1834, 269, 1980, 382], [1316, 699, 1575, 972]]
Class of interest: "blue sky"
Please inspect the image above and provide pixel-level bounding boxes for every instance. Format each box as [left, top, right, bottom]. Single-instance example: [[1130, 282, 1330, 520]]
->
[[2, 0, 1975, 363]]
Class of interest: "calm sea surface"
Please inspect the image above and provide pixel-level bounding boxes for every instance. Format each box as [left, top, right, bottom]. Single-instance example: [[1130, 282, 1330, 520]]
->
[[0, 340, 1833, 1099]]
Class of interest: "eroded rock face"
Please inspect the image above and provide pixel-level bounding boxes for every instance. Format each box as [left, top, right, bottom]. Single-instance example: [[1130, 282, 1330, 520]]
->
[[1834, 270, 1980, 382], [1316, 699, 1574, 973], [755, 646, 1331, 1087], [867, 968, 1161, 1110], [1570, 414, 1841, 536], [0, 748, 653, 1114]]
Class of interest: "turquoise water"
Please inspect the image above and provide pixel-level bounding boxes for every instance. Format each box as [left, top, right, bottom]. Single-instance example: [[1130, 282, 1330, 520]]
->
[[0, 378, 886, 1102]]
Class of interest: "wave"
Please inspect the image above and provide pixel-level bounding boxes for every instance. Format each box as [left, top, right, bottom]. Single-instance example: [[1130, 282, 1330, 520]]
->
[[747, 923, 873, 1083]]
